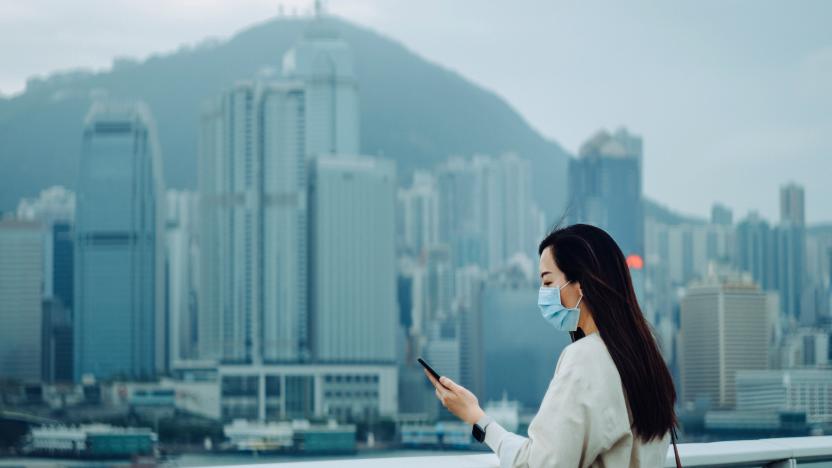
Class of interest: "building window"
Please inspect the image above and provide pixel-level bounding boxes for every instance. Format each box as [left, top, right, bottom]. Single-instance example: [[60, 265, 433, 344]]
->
[[265, 375, 280, 397], [221, 375, 258, 397], [285, 375, 315, 419]]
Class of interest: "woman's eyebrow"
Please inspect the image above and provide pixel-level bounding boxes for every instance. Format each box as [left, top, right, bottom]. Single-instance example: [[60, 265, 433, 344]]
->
[[540, 271, 552, 278]]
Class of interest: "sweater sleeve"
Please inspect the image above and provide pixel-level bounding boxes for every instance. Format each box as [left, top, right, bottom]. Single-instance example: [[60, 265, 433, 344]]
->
[[483, 346, 600, 468], [483, 419, 529, 468]]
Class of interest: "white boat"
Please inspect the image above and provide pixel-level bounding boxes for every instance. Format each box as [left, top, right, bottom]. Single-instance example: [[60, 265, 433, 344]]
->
[[484, 391, 521, 433], [222, 419, 294, 452]]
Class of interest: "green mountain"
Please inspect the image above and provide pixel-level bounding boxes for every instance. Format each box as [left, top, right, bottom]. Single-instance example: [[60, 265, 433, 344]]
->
[[0, 16, 569, 216]]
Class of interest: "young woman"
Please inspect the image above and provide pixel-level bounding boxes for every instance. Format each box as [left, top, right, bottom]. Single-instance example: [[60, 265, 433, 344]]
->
[[424, 223, 681, 467]]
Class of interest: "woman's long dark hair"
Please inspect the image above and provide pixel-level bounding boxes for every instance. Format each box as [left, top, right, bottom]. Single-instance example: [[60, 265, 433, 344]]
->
[[538, 223, 676, 441]]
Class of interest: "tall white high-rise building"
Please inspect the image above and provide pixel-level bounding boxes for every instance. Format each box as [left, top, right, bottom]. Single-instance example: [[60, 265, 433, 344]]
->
[[397, 171, 439, 256], [437, 156, 482, 268], [200, 9, 362, 366], [197, 98, 225, 362], [261, 82, 313, 362], [282, 12, 359, 157], [200, 80, 311, 364], [777, 182, 807, 323], [166, 190, 200, 365], [0, 220, 44, 383], [309, 154, 397, 363], [679, 272, 770, 408], [496, 153, 535, 263], [74, 101, 165, 381]]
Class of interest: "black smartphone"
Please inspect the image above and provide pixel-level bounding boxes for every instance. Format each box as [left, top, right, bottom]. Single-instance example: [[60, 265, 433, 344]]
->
[[417, 357, 441, 381]]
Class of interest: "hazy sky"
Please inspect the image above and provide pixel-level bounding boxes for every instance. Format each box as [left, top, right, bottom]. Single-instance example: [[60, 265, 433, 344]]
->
[[2, 0, 831, 222]]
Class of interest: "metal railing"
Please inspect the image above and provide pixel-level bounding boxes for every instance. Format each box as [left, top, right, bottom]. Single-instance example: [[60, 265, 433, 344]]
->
[[218, 436, 832, 468], [667, 436, 832, 467]]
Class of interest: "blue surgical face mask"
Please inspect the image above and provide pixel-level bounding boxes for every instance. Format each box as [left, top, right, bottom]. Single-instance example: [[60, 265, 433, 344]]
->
[[538, 281, 583, 332]]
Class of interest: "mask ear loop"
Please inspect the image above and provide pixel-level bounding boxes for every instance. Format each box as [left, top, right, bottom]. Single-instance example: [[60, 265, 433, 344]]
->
[[573, 294, 583, 309]]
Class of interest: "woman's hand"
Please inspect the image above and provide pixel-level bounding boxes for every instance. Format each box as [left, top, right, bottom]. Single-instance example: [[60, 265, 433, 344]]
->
[[424, 369, 485, 425]]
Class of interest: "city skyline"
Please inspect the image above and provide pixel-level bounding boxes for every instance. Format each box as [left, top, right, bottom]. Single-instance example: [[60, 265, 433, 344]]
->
[[1, 2, 831, 460], [2, 1, 831, 223]]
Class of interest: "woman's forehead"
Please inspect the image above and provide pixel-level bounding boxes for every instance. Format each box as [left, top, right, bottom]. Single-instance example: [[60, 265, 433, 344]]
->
[[539, 247, 558, 269]]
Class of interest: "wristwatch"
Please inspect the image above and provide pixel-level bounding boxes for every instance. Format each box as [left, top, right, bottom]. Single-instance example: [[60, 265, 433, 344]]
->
[[472, 414, 494, 443]]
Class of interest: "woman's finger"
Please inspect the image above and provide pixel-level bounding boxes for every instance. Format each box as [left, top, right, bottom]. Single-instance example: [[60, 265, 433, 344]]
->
[[424, 368, 441, 389], [439, 376, 458, 392], [424, 368, 449, 391]]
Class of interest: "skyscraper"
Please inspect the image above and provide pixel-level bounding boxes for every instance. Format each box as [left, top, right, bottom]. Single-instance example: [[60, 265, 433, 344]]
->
[[200, 80, 313, 364], [455, 264, 486, 398], [711, 203, 734, 226], [308, 154, 397, 363], [780, 183, 805, 226], [734, 212, 776, 290], [776, 183, 807, 322], [15, 186, 75, 311], [397, 171, 439, 256], [0, 220, 44, 383], [74, 101, 165, 381], [436, 156, 483, 268], [424, 245, 454, 323], [569, 128, 644, 257], [260, 82, 312, 362], [15, 187, 76, 382], [679, 272, 770, 408], [775, 223, 807, 321], [282, 11, 359, 157], [166, 190, 200, 365], [496, 153, 536, 263], [45, 221, 75, 383], [42, 297, 73, 383], [51, 222, 74, 314]]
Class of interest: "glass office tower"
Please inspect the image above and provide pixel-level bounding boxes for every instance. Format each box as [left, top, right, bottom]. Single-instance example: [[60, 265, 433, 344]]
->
[[74, 101, 165, 381]]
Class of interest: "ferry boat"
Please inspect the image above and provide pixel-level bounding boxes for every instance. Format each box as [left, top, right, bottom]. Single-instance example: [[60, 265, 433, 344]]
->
[[24, 424, 157, 459], [221, 418, 356, 454]]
